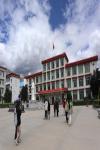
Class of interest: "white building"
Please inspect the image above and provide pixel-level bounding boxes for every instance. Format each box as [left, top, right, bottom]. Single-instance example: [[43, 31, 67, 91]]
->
[[0, 66, 7, 101], [25, 53, 98, 103], [6, 73, 20, 103]]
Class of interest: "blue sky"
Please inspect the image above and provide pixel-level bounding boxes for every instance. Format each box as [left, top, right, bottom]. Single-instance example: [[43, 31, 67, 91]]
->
[[0, 0, 100, 74]]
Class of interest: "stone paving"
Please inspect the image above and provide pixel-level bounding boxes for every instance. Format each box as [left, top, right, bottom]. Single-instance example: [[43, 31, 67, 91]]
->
[[0, 106, 100, 150]]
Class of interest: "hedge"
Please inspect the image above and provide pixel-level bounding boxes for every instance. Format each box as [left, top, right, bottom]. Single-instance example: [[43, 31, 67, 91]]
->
[[73, 100, 93, 106], [0, 103, 12, 108]]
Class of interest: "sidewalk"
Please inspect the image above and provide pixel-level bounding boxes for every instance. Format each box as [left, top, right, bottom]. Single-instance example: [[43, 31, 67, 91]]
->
[[0, 106, 100, 150]]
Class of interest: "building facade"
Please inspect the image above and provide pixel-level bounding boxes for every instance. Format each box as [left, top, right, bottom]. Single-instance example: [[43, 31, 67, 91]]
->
[[0, 66, 7, 101], [25, 53, 98, 103], [6, 73, 20, 103]]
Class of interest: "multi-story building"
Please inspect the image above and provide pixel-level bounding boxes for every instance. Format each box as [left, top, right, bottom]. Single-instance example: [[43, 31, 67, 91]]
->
[[25, 53, 98, 103], [0, 66, 7, 101], [6, 73, 20, 102]]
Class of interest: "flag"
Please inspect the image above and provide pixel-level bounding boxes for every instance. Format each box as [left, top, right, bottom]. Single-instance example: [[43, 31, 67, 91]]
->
[[53, 43, 55, 50]]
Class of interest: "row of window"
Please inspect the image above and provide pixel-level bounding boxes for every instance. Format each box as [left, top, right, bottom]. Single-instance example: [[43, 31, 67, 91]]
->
[[43, 58, 64, 71], [72, 89, 91, 100], [0, 71, 5, 77], [36, 80, 64, 92], [66, 63, 90, 76], [67, 76, 90, 88], [0, 80, 4, 86]]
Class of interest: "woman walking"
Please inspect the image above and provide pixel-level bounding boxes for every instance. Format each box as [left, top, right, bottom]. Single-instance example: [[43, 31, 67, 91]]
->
[[65, 99, 69, 123]]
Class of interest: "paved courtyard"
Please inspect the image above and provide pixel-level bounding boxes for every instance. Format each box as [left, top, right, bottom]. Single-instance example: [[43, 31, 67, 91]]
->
[[0, 106, 100, 150]]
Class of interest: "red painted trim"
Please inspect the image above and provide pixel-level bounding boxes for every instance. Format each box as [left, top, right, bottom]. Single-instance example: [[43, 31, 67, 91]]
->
[[38, 88, 68, 94], [42, 53, 69, 64], [25, 71, 42, 79], [7, 72, 20, 78], [65, 55, 98, 68]]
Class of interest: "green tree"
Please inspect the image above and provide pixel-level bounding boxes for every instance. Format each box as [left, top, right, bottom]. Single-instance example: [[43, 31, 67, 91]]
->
[[20, 85, 28, 103], [67, 91, 72, 101], [4, 88, 12, 103]]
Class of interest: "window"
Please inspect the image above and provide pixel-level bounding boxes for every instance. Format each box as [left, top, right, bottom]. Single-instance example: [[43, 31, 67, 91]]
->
[[72, 78, 77, 87], [51, 71, 55, 80], [47, 83, 50, 90], [36, 86, 38, 92], [85, 76, 90, 85], [43, 73, 46, 81], [67, 79, 71, 88], [43, 64, 46, 71], [73, 91, 77, 100], [47, 72, 50, 80], [66, 68, 71, 76], [78, 65, 83, 74], [79, 89, 84, 100], [0, 71, 3, 77], [51, 61, 55, 69], [47, 63, 50, 70], [60, 68, 64, 78], [56, 59, 59, 67], [86, 88, 91, 98], [29, 79, 32, 84], [36, 77, 38, 83], [56, 69, 59, 78], [52, 82, 55, 89], [60, 58, 64, 66], [39, 76, 42, 83], [79, 77, 84, 87], [40, 85, 42, 91], [85, 63, 90, 73], [44, 84, 46, 90], [56, 81, 59, 88], [72, 66, 77, 75], [61, 80, 64, 88]]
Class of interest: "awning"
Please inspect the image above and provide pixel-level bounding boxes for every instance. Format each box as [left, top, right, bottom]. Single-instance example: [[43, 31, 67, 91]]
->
[[38, 88, 68, 94]]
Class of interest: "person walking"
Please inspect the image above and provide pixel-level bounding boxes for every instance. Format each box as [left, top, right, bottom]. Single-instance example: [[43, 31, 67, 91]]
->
[[68, 100, 73, 125], [14, 100, 22, 145], [44, 99, 48, 119], [48, 100, 51, 120], [65, 99, 69, 123]]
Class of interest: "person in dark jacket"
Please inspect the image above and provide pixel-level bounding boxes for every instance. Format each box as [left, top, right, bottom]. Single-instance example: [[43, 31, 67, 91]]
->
[[48, 100, 51, 120], [14, 100, 22, 145]]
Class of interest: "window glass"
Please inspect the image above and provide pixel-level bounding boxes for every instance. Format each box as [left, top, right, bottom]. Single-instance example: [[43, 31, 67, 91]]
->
[[56, 69, 59, 78], [67, 79, 71, 88], [51, 71, 55, 80], [72, 78, 77, 87], [51, 61, 55, 69], [85, 76, 90, 85], [79, 77, 84, 87], [73, 91, 77, 100], [78, 65, 83, 74], [60, 68, 64, 78], [56, 59, 59, 67], [60, 58, 64, 66], [72, 66, 77, 75], [47, 72, 50, 80], [47, 63, 50, 70], [79, 89, 84, 100], [52, 82, 55, 89], [43, 74, 46, 81], [56, 81, 59, 88], [85, 63, 90, 73], [61, 80, 64, 88], [66, 68, 71, 76]]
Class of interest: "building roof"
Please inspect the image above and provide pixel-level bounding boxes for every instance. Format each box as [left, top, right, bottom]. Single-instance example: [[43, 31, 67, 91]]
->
[[65, 55, 98, 68], [0, 66, 7, 71], [25, 71, 42, 79], [7, 72, 20, 78], [38, 88, 68, 94], [42, 52, 69, 64]]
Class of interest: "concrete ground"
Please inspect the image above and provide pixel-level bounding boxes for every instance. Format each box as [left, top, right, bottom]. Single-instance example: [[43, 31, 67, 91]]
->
[[0, 106, 100, 150]]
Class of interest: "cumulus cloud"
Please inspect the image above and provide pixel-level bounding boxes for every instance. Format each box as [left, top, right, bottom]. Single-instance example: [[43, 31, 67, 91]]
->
[[0, 0, 100, 74]]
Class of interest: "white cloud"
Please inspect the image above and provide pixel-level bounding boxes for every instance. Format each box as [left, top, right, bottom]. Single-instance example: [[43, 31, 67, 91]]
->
[[0, 0, 100, 74]]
